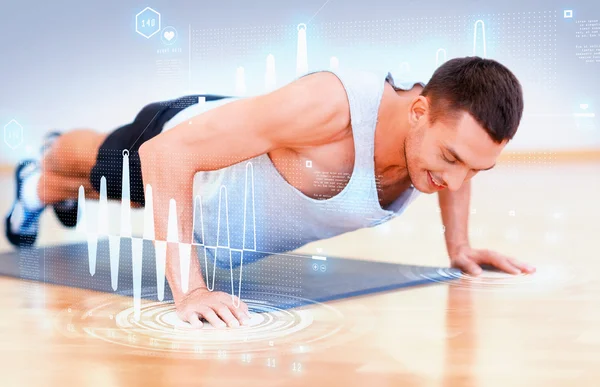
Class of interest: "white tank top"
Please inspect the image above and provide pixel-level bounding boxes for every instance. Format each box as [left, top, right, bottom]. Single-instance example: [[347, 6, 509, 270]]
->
[[164, 69, 424, 267]]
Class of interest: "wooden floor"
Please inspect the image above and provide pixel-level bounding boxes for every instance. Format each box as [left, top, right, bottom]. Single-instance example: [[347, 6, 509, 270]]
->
[[0, 160, 599, 386]]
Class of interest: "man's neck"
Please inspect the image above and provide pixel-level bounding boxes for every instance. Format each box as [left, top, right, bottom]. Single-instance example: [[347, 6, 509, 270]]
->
[[374, 87, 415, 179]]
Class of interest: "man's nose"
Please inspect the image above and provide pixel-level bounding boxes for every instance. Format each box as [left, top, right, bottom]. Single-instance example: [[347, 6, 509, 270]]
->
[[443, 168, 469, 192]]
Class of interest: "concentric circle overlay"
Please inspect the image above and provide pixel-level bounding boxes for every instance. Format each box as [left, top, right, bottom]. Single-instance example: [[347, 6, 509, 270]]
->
[[58, 290, 371, 358], [417, 264, 589, 292]]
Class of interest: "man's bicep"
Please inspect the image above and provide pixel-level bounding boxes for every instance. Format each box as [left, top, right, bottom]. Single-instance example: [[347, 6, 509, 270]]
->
[[231, 71, 351, 148], [156, 71, 350, 171]]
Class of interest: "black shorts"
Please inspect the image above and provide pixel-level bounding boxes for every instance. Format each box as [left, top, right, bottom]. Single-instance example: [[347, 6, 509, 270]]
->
[[89, 94, 231, 206]]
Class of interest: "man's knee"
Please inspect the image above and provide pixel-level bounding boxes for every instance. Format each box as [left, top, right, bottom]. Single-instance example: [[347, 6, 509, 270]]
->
[[41, 129, 104, 175]]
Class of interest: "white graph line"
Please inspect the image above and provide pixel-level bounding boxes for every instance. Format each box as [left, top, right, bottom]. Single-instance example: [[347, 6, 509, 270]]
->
[[473, 20, 487, 58], [236, 66, 246, 96], [179, 242, 192, 294], [436, 48, 447, 67], [77, 153, 257, 319], [201, 162, 255, 309], [188, 24, 192, 92], [165, 199, 191, 293], [329, 56, 339, 71], [237, 161, 256, 306], [108, 235, 120, 291], [399, 62, 411, 74], [306, 0, 333, 25], [265, 54, 276, 92], [120, 150, 132, 238], [132, 237, 143, 321], [296, 24, 308, 76]]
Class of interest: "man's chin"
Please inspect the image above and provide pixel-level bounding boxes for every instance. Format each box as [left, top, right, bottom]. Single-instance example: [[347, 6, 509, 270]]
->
[[414, 185, 434, 194], [408, 170, 430, 194], [410, 179, 428, 194]]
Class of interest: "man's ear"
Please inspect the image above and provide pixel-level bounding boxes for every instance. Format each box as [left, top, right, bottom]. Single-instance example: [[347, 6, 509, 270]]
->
[[408, 96, 429, 126]]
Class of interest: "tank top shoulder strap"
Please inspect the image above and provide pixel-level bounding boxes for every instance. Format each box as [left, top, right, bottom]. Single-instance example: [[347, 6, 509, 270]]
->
[[299, 69, 388, 180]]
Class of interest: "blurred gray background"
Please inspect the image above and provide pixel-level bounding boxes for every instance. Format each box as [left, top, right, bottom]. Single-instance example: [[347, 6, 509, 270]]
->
[[1, 0, 599, 163]]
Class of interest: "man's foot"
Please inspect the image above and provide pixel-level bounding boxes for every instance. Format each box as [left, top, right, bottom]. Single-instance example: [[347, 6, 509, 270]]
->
[[5, 160, 44, 247], [52, 200, 78, 227], [41, 131, 79, 228]]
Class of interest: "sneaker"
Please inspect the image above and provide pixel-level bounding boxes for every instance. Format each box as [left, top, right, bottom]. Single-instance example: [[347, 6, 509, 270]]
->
[[5, 160, 44, 247], [41, 131, 62, 155]]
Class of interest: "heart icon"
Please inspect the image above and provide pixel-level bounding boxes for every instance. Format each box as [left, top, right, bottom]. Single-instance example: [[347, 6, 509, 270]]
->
[[164, 31, 175, 41]]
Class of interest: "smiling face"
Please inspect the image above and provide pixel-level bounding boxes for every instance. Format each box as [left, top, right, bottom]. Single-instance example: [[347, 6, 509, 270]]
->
[[398, 57, 523, 193], [404, 96, 508, 193]]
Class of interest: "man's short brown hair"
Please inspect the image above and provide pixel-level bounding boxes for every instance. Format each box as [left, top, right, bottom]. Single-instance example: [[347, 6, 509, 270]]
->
[[421, 56, 524, 143]]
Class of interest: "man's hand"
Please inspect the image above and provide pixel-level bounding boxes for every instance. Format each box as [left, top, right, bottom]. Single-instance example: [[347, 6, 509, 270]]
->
[[449, 244, 536, 276], [176, 287, 251, 329]]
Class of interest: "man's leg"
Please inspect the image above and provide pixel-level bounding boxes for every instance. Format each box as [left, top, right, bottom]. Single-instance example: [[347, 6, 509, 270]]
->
[[38, 129, 106, 204], [5, 93, 212, 247], [4, 129, 107, 246]]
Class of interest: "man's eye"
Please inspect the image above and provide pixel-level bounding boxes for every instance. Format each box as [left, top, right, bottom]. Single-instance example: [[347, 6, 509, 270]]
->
[[442, 155, 457, 164]]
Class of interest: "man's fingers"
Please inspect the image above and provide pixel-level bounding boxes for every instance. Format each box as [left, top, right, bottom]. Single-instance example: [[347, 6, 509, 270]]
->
[[226, 301, 251, 325], [241, 301, 251, 320], [236, 298, 250, 318], [213, 304, 240, 328], [508, 257, 536, 274], [196, 306, 227, 329], [453, 257, 482, 276], [177, 291, 254, 329], [218, 294, 248, 324], [220, 293, 251, 320], [186, 312, 203, 329], [479, 251, 521, 275]]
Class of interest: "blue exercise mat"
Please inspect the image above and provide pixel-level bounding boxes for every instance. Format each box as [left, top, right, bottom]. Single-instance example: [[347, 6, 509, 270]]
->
[[0, 240, 459, 308]]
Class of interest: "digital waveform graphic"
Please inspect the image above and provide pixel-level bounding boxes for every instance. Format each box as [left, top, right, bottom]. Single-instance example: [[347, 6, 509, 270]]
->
[[329, 56, 339, 71], [265, 54, 277, 91], [436, 48, 447, 67], [76, 150, 257, 320], [473, 19, 487, 58], [236, 66, 247, 96], [296, 23, 308, 76], [235, 21, 492, 96]]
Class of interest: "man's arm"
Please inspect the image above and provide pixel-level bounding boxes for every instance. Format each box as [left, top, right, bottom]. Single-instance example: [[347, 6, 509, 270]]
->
[[138, 72, 350, 327], [438, 180, 471, 257], [438, 180, 535, 275]]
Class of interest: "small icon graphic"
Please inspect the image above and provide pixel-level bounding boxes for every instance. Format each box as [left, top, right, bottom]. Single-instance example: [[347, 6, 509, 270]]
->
[[312, 263, 319, 271], [564, 10, 573, 18], [136, 7, 161, 39], [320, 264, 327, 272], [580, 104, 589, 110], [4, 119, 23, 150], [509, 210, 516, 217], [161, 26, 178, 45], [306, 160, 312, 168]]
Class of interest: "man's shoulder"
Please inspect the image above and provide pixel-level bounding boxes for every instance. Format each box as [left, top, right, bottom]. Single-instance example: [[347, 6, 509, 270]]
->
[[300, 67, 389, 86]]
